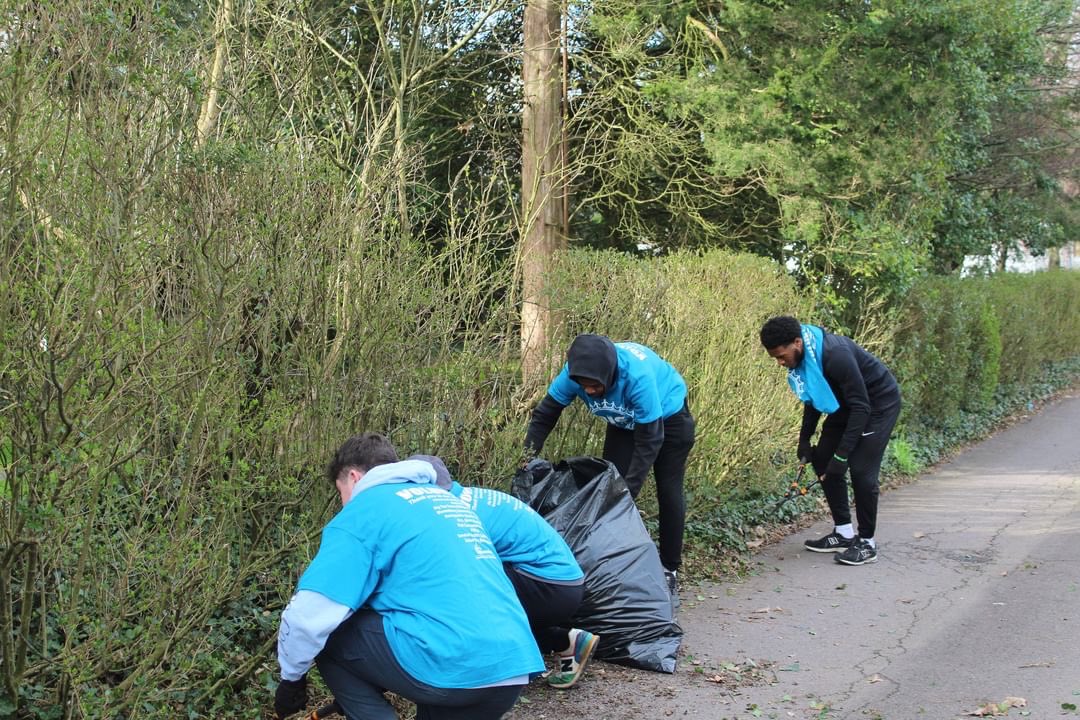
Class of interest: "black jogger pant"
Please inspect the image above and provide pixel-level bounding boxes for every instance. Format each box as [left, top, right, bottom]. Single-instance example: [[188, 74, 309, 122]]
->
[[503, 564, 584, 655], [317, 610, 523, 720], [811, 397, 901, 540], [602, 401, 696, 572]]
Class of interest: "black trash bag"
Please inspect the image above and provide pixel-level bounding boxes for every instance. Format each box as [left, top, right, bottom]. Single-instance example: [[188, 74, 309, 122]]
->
[[512, 456, 683, 673]]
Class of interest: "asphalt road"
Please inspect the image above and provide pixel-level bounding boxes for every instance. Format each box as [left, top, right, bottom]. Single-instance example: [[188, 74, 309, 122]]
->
[[509, 388, 1080, 720]]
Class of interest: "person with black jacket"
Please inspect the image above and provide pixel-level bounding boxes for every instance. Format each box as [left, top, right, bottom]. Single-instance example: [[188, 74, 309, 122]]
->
[[760, 316, 901, 566], [524, 333, 696, 598]]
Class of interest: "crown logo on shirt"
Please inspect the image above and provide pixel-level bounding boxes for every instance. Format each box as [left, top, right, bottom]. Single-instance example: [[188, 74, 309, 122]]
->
[[790, 374, 806, 394], [589, 399, 630, 415]]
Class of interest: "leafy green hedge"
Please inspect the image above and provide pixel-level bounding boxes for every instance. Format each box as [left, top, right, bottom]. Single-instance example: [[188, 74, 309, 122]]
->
[[4, 208, 1078, 718], [884, 270, 1080, 473], [894, 270, 1080, 433], [988, 271, 1080, 383], [892, 276, 1003, 423]]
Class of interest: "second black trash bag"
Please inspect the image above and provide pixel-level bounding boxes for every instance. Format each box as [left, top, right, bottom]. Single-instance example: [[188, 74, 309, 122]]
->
[[511, 456, 683, 673]]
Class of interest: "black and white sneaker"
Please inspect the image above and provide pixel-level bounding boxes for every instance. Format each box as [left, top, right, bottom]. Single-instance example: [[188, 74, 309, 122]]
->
[[835, 538, 878, 565], [803, 531, 854, 553]]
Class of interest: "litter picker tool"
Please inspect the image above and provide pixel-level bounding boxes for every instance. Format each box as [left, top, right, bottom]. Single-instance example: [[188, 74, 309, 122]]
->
[[278, 701, 341, 720], [306, 702, 342, 719], [772, 463, 819, 512]]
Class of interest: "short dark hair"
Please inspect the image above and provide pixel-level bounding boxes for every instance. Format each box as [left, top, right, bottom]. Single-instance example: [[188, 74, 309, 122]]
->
[[760, 316, 802, 350], [326, 432, 399, 484]]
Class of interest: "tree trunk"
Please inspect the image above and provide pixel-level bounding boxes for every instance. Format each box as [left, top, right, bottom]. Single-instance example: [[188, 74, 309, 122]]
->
[[1048, 245, 1061, 269], [196, 0, 235, 147], [520, 0, 564, 385]]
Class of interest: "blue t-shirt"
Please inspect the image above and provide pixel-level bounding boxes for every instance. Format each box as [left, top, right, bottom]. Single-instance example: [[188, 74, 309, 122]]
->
[[547, 341, 687, 429], [298, 481, 543, 687], [451, 483, 583, 583]]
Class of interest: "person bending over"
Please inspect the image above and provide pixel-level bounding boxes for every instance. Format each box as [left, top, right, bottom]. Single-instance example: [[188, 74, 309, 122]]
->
[[760, 316, 901, 566], [524, 333, 696, 599]]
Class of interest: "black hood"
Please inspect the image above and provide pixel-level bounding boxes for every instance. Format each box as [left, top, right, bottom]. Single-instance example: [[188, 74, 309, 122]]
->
[[566, 334, 618, 389]]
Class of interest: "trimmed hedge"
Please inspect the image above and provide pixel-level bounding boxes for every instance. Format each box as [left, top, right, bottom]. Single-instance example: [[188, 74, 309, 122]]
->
[[3, 217, 1078, 718], [893, 270, 1080, 433]]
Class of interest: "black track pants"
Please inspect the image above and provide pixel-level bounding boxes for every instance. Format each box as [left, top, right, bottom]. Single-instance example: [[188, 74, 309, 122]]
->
[[603, 402, 696, 571], [811, 398, 901, 540], [317, 610, 523, 720], [503, 564, 584, 654]]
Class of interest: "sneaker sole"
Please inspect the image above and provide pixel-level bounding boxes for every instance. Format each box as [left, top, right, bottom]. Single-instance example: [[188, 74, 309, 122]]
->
[[547, 635, 599, 689], [835, 553, 878, 566], [804, 544, 850, 553]]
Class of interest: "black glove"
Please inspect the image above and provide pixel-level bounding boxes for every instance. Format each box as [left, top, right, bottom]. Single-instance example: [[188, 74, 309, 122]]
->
[[274, 676, 308, 719], [824, 454, 848, 480], [797, 439, 813, 464]]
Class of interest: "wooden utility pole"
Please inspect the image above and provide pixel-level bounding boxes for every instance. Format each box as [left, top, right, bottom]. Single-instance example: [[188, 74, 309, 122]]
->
[[196, 0, 234, 147], [520, 0, 565, 384]]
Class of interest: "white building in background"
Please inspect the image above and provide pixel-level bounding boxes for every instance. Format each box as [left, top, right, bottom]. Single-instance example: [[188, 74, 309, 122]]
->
[[964, 241, 1079, 274]]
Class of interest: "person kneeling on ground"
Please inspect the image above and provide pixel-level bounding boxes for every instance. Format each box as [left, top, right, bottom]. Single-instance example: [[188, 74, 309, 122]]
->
[[760, 316, 902, 566], [408, 454, 599, 690], [273, 433, 543, 720]]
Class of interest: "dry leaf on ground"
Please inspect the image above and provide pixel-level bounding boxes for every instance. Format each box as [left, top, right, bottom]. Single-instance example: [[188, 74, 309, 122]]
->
[[967, 696, 1027, 716]]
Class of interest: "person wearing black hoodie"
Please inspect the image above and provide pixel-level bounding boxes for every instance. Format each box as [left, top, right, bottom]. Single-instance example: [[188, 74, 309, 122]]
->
[[759, 316, 901, 566], [524, 334, 696, 599]]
